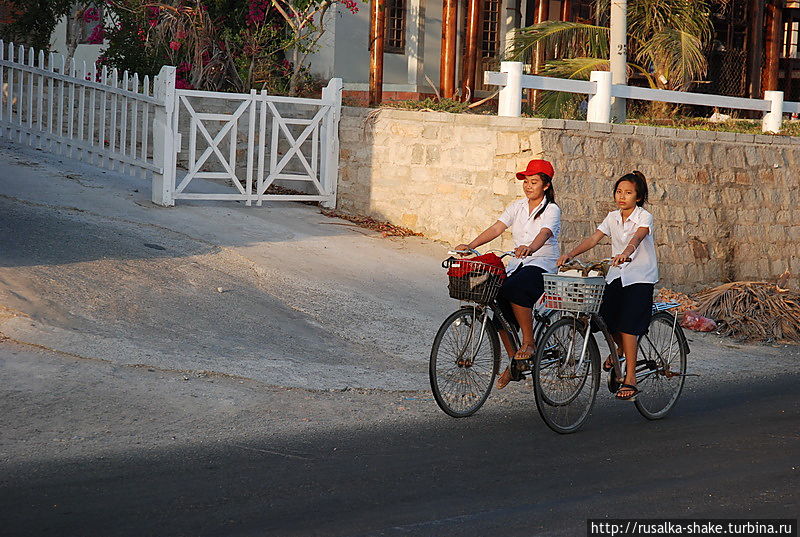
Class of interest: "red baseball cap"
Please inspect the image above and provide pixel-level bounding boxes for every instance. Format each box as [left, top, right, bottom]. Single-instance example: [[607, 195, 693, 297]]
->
[[516, 159, 555, 180]]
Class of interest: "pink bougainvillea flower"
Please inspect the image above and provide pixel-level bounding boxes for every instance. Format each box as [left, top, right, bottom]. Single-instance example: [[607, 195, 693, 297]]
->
[[87, 24, 105, 44], [175, 77, 193, 89], [176, 62, 192, 73], [169, 40, 181, 51], [82, 7, 100, 22]]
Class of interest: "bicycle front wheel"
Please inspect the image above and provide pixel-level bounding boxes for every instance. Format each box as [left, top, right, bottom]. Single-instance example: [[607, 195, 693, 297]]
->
[[635, 312, 687, 420], [533, 316, 600, 434], [429, 307, 501, 418]]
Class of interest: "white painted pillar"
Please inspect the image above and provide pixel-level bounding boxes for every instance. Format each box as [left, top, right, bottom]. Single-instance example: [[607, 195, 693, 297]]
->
[[762, 90, 784, 133], [610, 0, 627, 122], [406, 0, 425, 88], [587, 71, 612, 123], [498, 61, 523, 117], [152, 65, 177, 207]]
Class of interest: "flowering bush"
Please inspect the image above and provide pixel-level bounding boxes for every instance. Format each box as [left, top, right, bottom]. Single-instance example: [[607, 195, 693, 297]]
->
[[96, 0, 355, 95]]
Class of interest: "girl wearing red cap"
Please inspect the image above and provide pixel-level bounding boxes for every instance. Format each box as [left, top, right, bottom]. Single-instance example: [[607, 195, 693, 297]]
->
[[455, 159, 561, 389]]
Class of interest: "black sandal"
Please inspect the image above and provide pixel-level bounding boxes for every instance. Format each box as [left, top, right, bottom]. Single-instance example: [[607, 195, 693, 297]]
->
[[615, 383, 639, 401]]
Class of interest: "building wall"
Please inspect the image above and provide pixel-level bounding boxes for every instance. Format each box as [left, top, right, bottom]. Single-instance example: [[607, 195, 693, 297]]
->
[[336, 107, 800, 291]]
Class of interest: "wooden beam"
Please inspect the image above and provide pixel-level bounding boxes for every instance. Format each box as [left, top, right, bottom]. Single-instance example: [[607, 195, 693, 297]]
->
[[440, 0, 458, 98], [369, 0, 386, 106], [461, 0, 482, 100], [763, 0, 784, 92], [560, 0, 572, 21], [747, 0, 765, 98]]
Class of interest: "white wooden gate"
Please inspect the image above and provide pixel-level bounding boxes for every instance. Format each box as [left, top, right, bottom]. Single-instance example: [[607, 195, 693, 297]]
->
[[167, 79, 342, 208]]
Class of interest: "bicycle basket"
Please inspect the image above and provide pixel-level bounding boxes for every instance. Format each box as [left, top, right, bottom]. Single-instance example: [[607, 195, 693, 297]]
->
[[542, 273, 606, 313], [445, 258, 506, 303]]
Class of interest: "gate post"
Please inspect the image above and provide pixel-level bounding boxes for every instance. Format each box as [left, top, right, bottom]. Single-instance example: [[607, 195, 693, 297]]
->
[[320, 78, 342, 209], [762, 90, 784, 133], [152, 65, 177, 206], [587, 71, 612, 124]]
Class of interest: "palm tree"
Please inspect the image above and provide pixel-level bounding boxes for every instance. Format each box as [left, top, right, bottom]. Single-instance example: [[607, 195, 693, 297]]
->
[[506, 0, 713, 117]]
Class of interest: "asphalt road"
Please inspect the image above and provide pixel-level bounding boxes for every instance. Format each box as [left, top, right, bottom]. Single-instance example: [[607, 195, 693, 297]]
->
[[2, 360, 796, 537]]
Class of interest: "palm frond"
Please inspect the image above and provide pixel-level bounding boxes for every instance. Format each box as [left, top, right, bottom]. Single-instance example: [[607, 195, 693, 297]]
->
[[637, 27, 707, 90], [537, 57, 610, 80], [505, 21, 609, 67]]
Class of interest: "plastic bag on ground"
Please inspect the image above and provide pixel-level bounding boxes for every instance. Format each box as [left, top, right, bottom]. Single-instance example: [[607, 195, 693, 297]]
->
[[680, 310, 718, 332]]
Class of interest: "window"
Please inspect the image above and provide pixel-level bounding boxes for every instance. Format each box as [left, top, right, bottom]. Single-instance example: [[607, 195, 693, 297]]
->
[[384, 0, 406, 54], [481, 0, 500, 58]]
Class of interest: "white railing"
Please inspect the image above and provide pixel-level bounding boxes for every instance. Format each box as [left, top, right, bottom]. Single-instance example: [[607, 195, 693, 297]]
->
[[165, 79, 342, 208], [485, 61, 800, 133], [0, 40, 174, 188]]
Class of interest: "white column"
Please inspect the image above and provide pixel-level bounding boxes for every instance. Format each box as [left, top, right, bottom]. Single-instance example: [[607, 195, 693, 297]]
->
[[609, 0, 627, 122], [320, 78, 342, 209], [407, 0, 425, 89], [587, 71, 612, 123], [498, 61, 522, 117], [152, 65, 177, 207], [762, 90, 784, 133]]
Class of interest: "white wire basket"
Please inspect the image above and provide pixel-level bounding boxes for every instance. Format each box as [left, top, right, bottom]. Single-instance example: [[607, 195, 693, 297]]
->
[[543, 273, 606, 313]]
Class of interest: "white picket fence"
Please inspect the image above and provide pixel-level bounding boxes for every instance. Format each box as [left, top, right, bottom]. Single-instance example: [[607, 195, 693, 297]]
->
[[486, 61, 800, 133], [0, 40, 343, 208], [0, 40, 175, 181]]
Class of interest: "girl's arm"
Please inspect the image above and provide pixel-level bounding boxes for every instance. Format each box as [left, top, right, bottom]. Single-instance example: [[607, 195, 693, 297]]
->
[[611, 226, 649, 266], [454, 221, 508, 254], [557, 230, 606, 266], [513, 228, 553, 258]]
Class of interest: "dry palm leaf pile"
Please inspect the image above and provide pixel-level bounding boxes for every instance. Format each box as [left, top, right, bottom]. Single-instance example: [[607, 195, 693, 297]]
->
[[655, 288, 699, 313], [320, 209, 422, 237], [693, 282, 800, 342]]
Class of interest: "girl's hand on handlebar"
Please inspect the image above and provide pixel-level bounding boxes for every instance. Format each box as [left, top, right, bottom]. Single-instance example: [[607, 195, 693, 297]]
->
[[556, 254, 572, 266], [514, 245, 535, 258], [611, 254, 632, 267], [453, 244, 472, 257]]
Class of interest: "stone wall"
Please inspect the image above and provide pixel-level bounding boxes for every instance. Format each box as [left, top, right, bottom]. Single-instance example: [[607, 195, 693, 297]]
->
[[337, 107, 800, 290]]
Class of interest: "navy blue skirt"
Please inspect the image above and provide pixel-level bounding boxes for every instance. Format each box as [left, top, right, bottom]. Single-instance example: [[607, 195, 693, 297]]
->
[[496, 265, 546, 328], [598, 278, 654, 336]]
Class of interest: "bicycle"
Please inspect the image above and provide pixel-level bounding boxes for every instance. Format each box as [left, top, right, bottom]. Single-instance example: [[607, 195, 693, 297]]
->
[[532, 259, 690, 434], [429, 249, 558, 418]]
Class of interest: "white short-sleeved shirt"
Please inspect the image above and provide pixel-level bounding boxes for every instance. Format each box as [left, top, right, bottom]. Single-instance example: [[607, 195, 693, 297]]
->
[[597, 206, 659, 286], [498, 198, 561, 274]]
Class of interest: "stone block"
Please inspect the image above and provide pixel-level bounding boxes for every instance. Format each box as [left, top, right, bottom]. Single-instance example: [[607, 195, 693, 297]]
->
[[496, 132, 520, 155], [694, 130, 717, 141], [542, 119, 566, 130], [589, 122, 612, 133], [426, 146, 440, 165], [564, 119, 589, 131], [611, 124, 635, 135], [492, 177, 510, 196], [716, 131, 738, 142], [633, 125, 657, 137], [422, 125, 439, 140], [735, 133, 756, 144], [754, 134, 775, 145]]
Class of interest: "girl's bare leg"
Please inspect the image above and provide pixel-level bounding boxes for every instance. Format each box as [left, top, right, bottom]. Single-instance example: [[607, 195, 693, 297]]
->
[[617, 332, 639, 397], [511, 303, 535, 359]]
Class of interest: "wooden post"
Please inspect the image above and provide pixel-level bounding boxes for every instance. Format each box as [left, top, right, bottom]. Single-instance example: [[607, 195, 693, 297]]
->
[[529, 0, 550, 108], [461, 0, 482, 101], [763, 0, 784, 92], [369, 0, 386, 106], [747, 0, 765, 98], [560, 0, 572, 21], [440, 0, 458, 99]]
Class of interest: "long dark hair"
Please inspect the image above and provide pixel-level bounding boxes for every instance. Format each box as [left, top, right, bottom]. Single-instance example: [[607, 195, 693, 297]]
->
[[613, 170, 648, 207], [533, 173, 556, 219]]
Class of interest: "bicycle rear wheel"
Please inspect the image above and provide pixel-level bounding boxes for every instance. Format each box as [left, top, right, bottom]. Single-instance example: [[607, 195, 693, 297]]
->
[[635, 312, 688, 420], [429, 307, 500, 417], [533, 316, 600, 434]]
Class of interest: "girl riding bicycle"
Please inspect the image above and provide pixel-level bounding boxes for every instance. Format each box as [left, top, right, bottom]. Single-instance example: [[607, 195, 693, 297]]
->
[[455, 159, 561, 389], [556, 171, 658, 401]]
